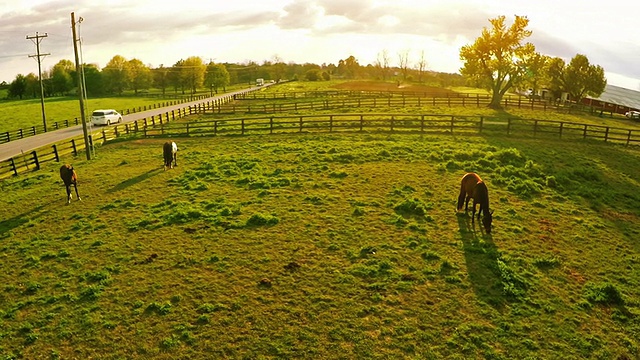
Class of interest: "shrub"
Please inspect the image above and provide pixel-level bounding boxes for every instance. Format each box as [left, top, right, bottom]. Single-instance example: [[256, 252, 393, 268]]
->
[[533, 256, 561, 269], [583, 282, 625, 306], [146, 302, 172, 315], [246, 213, 279, 227], [394, 197, 428, 216]]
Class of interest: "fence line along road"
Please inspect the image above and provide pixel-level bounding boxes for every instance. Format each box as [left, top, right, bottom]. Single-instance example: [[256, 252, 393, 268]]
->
[[0, 85, 269, 162]]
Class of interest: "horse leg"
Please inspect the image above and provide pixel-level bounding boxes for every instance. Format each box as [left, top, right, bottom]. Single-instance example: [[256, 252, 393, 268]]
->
[[66, 185, 72, 204], [465, 195, 471, 213], [74, 183, 81, 201], [471, 199, 477, 223], [174, 153, 177, 167]]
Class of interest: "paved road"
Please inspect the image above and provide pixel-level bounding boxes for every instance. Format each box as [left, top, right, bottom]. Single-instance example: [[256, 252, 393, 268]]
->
[[0, 86, 263, 162]]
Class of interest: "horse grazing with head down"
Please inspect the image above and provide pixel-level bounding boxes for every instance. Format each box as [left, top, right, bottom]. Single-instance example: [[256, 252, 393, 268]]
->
[[457, 172, 493, 233], [163, 141, 178, 170], [60, 164, 81, 204]]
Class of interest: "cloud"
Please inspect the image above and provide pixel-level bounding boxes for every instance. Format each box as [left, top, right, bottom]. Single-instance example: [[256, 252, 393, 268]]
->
[[271, 0, 491, 43]]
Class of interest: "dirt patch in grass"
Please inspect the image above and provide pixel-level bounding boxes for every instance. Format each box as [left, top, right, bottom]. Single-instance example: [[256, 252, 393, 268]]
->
[[332, 81, 461, 96]]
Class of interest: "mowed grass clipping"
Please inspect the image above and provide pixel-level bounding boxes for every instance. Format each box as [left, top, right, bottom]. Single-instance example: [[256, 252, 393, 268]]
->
[[1, 133, 639, 359]]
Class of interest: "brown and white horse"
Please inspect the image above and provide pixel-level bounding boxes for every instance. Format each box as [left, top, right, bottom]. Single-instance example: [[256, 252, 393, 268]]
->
[[163, 141, 178, 170], [60, 164, 81, 204], [457, 172, 493, 233]]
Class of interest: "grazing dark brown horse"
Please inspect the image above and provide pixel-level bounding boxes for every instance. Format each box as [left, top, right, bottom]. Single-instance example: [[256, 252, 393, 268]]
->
[[457, 172, 493, 233], [163, 141, 178, 170], [60, 164, 81, 204]]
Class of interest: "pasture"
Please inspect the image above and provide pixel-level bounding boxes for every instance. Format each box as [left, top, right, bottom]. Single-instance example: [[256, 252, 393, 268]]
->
[[1, 130, 639, 358]]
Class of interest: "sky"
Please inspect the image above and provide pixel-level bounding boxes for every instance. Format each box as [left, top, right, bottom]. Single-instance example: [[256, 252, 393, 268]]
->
[[1, 0, 639, 90]]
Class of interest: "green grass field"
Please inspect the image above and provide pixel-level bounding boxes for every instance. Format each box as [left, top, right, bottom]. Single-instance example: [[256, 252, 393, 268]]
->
[[1, 81, 639, 358], [1, 130, 639, 358]]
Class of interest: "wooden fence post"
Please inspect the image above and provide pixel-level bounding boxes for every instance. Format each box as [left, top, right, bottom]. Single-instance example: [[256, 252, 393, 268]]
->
[[583, 125, 588, 139], [559, 122, 564, 138], [299, 116, 303, 132], [102, 130, 107, 142], [627, 130, 632, 146], [604, 127, 609, 142], [32, 126, 36, 136], [270, 117, 274, 134], [71, 139, 77, 156], [533, 120, 538, 137], [390, 116, 395, 132], [186, 123, 190, 135], [421, 115, 425, 133], [10, 158, 18, 176], [507, 118, 512, 135], [32, 151, 40, 170], [3, 132, 9, 143], [214, 121, 218, 135], [450, 116, 455, 134], [52, 144, 59, 162], [479, 116, 484, 133], [241, 119, 245, 135]]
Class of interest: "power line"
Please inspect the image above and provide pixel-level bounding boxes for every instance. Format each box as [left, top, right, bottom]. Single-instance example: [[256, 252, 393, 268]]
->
[[0, 53, 31, 59]]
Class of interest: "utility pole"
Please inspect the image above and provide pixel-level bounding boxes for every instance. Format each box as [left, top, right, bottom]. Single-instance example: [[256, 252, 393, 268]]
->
[[26, 32, 49, 133], [71, 12, 91, 160]]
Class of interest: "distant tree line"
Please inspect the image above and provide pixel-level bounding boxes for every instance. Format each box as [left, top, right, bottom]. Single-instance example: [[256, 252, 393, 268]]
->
[[4, 53, 466, 101]]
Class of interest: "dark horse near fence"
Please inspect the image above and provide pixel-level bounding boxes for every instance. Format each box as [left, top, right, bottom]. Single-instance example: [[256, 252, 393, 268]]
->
[[163, 141, 178, 170], [457, 172, 493, 233], [60, 164, 81, 204]]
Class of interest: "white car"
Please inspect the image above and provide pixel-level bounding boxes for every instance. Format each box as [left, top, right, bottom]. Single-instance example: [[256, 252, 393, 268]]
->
[[625, 110, 640, 119], [91, 109, 122, 126]]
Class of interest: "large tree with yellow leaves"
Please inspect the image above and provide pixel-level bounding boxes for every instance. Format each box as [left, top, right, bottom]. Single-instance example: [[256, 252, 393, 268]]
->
[[460, 15, 538, 109]]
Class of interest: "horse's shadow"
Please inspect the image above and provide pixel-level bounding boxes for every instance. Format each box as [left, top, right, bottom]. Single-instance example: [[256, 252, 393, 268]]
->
[[457, 213, 505, 311], [108, 168, 163, 193], [0, 205, 45, 239]]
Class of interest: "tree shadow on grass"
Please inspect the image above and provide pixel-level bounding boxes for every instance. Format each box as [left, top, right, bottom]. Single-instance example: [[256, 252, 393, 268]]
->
[[457, 213, 506, 311], [108, 168, 163, 193]]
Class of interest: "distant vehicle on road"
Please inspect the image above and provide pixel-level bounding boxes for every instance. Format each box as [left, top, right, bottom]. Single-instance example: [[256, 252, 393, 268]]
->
[[256, 78, 264, 86], [91, 109, 122, 126], [625, 110, 640, 119]]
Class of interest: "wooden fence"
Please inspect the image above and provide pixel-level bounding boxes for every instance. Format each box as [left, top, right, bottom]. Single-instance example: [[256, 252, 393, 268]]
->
[[205, 96, 556, 115], [3, 112, 639, 180], [144, 113, 640, 146]]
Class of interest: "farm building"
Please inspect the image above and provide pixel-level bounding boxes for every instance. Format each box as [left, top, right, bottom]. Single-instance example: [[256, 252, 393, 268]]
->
[[581, 84, 640, 115]]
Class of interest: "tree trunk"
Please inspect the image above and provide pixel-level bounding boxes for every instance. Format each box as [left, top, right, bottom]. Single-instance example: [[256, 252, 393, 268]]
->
[[489, 91, 503, 109]]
